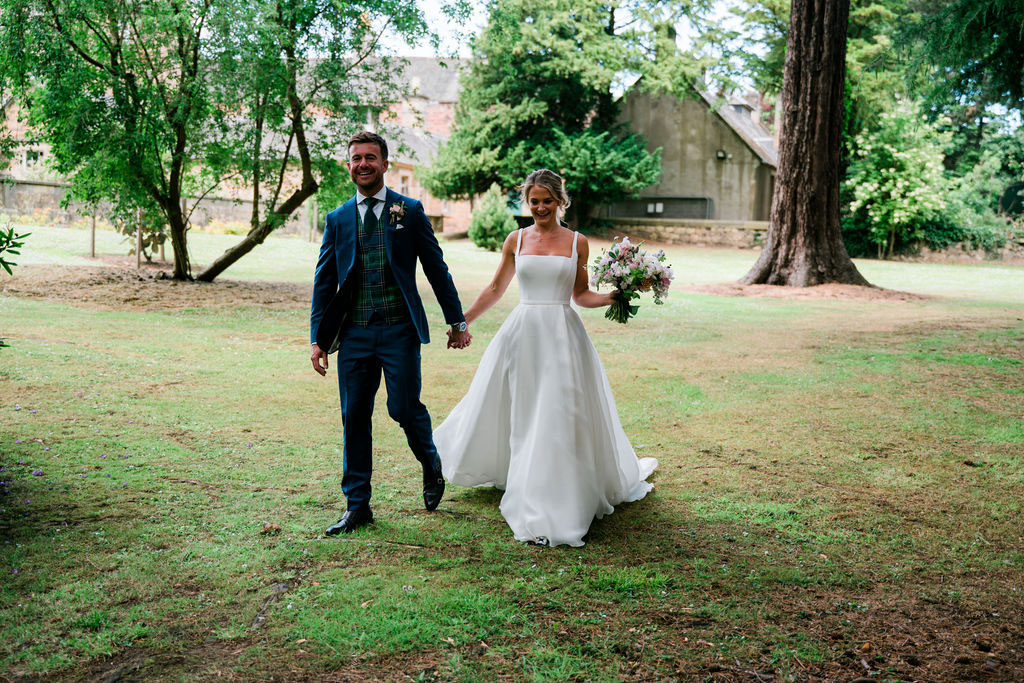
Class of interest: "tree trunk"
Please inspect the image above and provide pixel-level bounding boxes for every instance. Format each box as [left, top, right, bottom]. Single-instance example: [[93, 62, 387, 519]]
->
[[164, 198, 191, 280], [195, 36, 318, 283], [195, 179, 317, 282], [569, 191, 593, 232], [740, 0, 870, 287]]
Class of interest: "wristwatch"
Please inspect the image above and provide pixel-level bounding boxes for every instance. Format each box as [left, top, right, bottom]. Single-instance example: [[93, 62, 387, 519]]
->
[[451, 321, 468, 333]]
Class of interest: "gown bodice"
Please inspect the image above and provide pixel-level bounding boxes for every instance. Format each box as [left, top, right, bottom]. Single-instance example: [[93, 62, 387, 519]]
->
[[514, 228, 578, 305]]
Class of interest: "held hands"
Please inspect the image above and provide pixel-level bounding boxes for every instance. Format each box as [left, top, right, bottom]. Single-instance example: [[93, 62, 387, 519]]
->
[[447, 327, 472, 350], [310, 343, 328, 376]]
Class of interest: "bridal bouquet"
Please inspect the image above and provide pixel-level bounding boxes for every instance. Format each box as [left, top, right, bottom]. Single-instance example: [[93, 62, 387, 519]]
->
[[590, 236, 674, 324]]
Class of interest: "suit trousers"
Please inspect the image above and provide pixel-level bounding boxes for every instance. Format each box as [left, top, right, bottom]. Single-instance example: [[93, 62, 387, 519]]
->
[[336, 319, 442, 510]]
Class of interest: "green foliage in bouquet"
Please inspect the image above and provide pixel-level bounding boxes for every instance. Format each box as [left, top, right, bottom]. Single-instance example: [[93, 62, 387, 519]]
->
[[469, 184, 517, 252]]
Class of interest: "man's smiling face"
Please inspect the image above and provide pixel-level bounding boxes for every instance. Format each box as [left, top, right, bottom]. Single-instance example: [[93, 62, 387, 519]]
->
[[347, 141, 388, 195]]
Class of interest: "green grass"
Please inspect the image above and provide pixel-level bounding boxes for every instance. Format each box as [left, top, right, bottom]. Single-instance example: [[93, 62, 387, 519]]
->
[[1, 224, 1024, 679]]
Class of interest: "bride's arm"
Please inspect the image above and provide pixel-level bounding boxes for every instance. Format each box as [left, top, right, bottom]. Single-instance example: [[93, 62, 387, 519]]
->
[[572, 235, 616, 308], [463, 231, 519, 324]]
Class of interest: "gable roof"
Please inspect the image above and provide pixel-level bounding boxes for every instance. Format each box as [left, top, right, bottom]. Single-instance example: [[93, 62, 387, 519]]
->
[[391, 126, 443, 164], [697, 89, 778, 167], [400, 57, 466, 103]]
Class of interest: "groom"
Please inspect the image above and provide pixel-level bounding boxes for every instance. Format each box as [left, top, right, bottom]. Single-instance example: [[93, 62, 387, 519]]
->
[[310, 131, 471, 535]]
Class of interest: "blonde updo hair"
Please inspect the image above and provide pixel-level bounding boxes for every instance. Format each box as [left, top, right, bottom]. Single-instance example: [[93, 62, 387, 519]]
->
[[519, 169, 571, 217]]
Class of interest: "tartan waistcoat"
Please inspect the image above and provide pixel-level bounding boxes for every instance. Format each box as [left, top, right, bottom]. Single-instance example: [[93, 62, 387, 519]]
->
[[352, 204, 410, 326]]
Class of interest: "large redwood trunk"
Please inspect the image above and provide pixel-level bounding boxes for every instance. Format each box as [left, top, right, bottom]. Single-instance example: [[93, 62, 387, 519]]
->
[[740, 0, 870, 287]]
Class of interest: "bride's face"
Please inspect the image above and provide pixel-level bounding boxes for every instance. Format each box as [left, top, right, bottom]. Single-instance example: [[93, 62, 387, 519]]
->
[[527, 186, 559, 223]]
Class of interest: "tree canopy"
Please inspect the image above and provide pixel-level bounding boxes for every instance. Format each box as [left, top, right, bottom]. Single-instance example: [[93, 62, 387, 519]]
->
[[910, 0, 1024, 111], [0, 0, 436, 280], [419, 0, 706, 229]]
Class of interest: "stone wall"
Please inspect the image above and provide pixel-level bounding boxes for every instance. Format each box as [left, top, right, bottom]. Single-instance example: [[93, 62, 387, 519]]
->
[[608, 217, 769, 248]]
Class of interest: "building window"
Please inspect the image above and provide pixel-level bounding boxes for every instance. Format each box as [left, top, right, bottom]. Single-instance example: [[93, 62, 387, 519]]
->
[[25, 149, 44, 165], [400, 175, 410, 195]]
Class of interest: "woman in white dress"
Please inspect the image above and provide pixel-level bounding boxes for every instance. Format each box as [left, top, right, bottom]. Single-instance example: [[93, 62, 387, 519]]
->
[[434, 169, 657, 547]]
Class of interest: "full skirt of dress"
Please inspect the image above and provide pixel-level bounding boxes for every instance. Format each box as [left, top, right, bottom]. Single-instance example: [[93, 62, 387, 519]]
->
[[434, 301, 657, 547]]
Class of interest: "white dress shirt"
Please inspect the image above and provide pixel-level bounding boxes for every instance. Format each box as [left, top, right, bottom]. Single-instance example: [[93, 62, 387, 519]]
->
[[355, 186, 388, 223]]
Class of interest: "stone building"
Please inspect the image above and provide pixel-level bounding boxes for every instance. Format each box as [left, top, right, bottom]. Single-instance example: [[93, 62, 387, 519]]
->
[[608, 86, 777, 223]]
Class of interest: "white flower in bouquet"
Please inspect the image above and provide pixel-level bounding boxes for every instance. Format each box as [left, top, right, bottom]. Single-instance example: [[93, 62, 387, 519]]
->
[[590, 237, 674, 324]]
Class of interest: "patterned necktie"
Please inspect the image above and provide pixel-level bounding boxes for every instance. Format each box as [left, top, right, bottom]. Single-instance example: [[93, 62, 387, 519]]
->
[[362, 197, 378, 237]]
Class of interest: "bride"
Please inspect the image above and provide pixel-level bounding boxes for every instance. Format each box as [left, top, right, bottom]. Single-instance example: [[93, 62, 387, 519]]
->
[[433, 169, 657, 547]]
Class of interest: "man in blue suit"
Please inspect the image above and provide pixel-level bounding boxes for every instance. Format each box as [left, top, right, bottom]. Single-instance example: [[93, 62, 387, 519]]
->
[[310, 131, 471, 535]]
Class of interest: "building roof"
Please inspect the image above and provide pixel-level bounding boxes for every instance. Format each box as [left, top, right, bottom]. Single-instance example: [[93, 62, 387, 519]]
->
[[400, 57, 466, 103], [699, 90, 778, 167], [391, 126, 444, 165]]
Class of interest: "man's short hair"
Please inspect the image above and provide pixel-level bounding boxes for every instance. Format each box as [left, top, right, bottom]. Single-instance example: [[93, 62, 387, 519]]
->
[[348, 131, 388, 160]]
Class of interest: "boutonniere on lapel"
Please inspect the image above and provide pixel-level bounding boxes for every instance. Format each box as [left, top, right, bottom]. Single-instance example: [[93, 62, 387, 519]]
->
[[389, 202, 407, 227]]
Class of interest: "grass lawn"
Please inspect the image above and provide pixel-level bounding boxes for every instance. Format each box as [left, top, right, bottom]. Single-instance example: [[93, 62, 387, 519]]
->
[[2, 224, 1023, 680]]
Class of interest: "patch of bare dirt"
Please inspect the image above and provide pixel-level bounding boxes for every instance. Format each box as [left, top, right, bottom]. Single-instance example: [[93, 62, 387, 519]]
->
[[1, 265, 311, 311], [687, 281, 930, 301]]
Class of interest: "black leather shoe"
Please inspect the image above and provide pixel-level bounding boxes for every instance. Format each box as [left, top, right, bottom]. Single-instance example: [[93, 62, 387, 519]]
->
[[325, 507, 373, 536], [423, 474, 445, 511]]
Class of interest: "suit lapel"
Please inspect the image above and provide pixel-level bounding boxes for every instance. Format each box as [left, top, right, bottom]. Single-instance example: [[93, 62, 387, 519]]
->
[[337, 196, 359, 274]]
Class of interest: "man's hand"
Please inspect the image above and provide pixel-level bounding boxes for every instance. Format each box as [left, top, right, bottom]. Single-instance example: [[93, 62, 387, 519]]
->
[[447, 328, 472, 349], [311, 343, 329, 376]]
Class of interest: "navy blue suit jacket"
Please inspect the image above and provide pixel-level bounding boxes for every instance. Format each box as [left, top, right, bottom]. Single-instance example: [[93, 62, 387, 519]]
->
[[310, 189, 464, 346]]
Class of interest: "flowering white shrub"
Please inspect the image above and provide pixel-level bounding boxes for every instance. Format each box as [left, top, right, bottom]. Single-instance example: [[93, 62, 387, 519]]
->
[[846, 103, 950, 258]]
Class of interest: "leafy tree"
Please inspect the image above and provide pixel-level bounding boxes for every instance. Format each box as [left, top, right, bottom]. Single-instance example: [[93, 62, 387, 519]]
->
[[508, 128, 661, 228], [0, 222, 28, 347], [909, 0, 1024, 111], [468, 183, 516, 251], [942, 150, 1017, 251], [0, 0, 434, 281], [712, 0, 917, 133], [845, 103, 948, 258], [0, 223, 29, 275], [420, 0, 690, 230], [0, 77, 15, 170], [704, 0, 789, 97]]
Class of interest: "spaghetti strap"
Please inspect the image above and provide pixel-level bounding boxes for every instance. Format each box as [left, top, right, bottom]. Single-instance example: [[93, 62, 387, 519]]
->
[[571, 231, 579, 259], [515, 228, 524, 256]]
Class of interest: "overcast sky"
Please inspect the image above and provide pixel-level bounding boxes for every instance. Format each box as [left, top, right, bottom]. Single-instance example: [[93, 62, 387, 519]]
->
[[381, 0, 488, 58], [385, 0, 718, 61]]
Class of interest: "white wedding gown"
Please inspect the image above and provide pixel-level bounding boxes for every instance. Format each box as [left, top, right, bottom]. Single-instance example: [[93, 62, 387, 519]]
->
[[434, 230, 657, 547]]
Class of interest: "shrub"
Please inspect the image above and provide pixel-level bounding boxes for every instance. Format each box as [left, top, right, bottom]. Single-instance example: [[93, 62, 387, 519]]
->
[[844, 103, 949, 258], [937, 151, 1015, 252], [468, 183, 516, 252]]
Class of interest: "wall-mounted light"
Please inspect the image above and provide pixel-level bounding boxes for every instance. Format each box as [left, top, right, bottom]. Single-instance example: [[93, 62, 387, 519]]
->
[[715, 148, 727, 160]]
